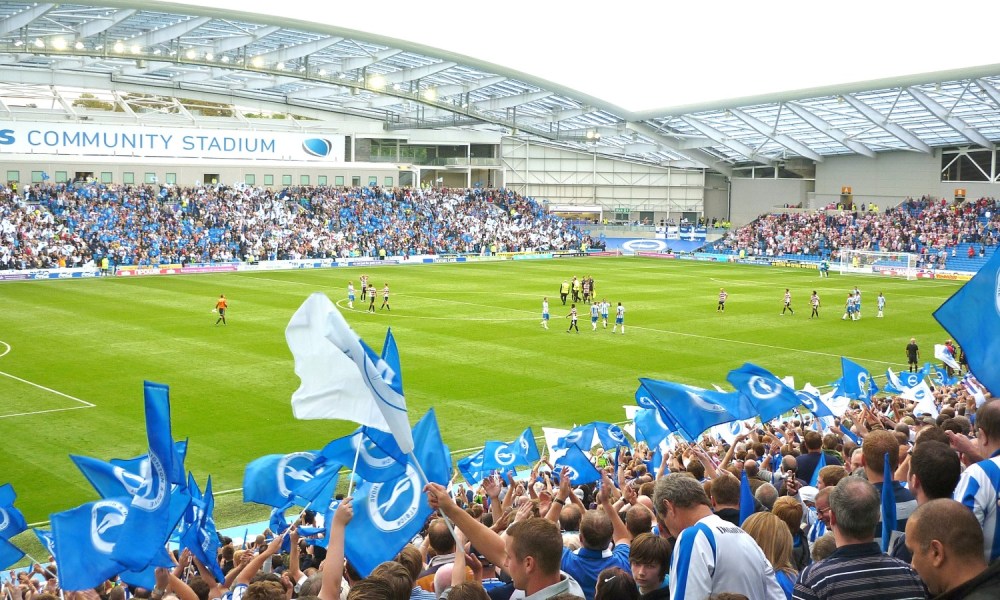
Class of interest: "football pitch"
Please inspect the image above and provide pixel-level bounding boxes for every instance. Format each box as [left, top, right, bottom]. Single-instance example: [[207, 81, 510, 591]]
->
[[0, 257, 959, 530]]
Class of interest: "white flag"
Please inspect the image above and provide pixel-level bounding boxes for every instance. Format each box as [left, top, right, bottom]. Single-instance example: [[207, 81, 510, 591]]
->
[[934, 344, 960, 370], [285, 294, 414, 453], [902, 381, 939, 417]]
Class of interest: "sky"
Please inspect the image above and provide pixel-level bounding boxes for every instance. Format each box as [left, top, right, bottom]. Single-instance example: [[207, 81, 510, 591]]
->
[[170, 0, 1000, 114]]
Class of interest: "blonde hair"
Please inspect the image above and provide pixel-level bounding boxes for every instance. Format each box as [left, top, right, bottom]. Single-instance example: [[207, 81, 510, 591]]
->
[[741, 512, 797, 578]]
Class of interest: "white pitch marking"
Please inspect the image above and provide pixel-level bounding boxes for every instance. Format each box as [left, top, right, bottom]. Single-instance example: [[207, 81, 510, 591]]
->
[[0, 341, 96, 418]]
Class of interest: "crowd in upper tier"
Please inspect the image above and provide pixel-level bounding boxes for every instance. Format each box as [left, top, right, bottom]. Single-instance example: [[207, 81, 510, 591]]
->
[[0, 183, 585, 271], [709, 195, 1000, 268]]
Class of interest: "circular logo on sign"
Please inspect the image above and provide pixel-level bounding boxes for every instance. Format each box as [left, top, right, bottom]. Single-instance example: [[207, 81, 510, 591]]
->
[[562, 466, 581, 482], [608, 425, 626, 443], [729, 422, 743, 435], [367, 464, 422, 533], [748, 376, 781, 399], [91, 499, 128, 554], [565, 431, 583, 444], [132, 453, 168, 512], [519, 436, 531, 456], [914, 388, 926, 400], [622, 240, 669, 253], [0, 508, 8, 533], [278, 452, 317, 498], [358, 440, 397, 470]]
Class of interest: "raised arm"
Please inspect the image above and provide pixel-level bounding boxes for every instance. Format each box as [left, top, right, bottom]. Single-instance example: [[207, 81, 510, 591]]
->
[[235, 535, 283, 586], [318, 498, 353, 600], [598, 472, 631, 545], [425, 482, 506, 568]]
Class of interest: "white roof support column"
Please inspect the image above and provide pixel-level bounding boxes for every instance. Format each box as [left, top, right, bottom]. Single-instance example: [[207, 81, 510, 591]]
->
[[0, 4, 55, 36], [679, 116, 773, 165], [840, 93, 931, 153], [127, 16, 212, 48], [75, 9, 137, 39], [907, 86, 994, 149], [629, 121, 732, 175], [784, 102, 875, 157], [729, 108, 823, 162]]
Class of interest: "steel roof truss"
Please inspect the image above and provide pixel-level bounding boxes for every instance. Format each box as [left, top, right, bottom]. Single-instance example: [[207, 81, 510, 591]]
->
[[906, 85, 993, 149]]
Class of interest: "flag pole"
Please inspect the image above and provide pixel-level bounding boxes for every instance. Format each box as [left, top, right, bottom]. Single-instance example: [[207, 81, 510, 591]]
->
[[345, 437, 363, 498], [406, 451, 458, 540], [21, 552, 58, 578]]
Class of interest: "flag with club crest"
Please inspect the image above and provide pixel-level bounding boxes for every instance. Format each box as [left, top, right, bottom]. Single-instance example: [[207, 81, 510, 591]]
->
[[111, 382, 183, 571], [513, 427, 541, 464], [343, 409, 449, 577], [726, 363, 803, 423], [902, 381, 939, 417], [243, 451, 320, 508], [636, 378, 744, 442], [553, 446, 603, 485], [457, 449, 486, 486], [316, 428, 406, 484], [0, 484, 28, 543], [286, 294, 413, 452], [52, 497, 131, 590], [933, 256, 1000, 394], [633, 407, 672, 448], [796, 384, 836, 419], [839, 358, 873, 404]]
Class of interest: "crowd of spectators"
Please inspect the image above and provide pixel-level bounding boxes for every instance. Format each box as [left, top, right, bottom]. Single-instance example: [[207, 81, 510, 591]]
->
[[0, 183, 585, 271], [711, 195, 1000, 269], [8, 370, 1000, 600]]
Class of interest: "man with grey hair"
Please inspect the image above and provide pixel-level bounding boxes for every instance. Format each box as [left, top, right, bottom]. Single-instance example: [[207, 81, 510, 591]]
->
[[652, 473, 783, 599], [755, 482, 778, 511], [792, 477, 924, 600]]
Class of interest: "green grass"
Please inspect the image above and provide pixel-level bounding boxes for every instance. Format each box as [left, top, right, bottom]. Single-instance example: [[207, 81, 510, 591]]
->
[[0, 257, 957, 537]]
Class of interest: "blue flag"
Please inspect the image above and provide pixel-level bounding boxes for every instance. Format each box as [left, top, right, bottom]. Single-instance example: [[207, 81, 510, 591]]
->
[[318, 430, 407, 484], [883, 369, 904, 394], [739, 472, 755, 526], [0, 484, 28, 541], [243, 451, 319, 507], [482, 441, 522, 473], [0, 537, 23, 570], [932, 366, 959, 387], [553, 446, 603, 485], [898, 366, 929, 389], [840, 423, 862, 446], [881, 453, 897, 552], [111, 382, 180, 571], [177, 475, 204, 548], [796, 386, 834, 419], [513, 427, 541, 464], [381, 328, 403, 395], [52, 497, 131, 591], [637, 379, 742, 442], [343, 409, 449, 577], [840, 358, 873, 404], [33, 528, 56, 557], [195, 477, 224, 581], [457, 450, 485, 486], [594, 422, 631, 450], [726, 363, 802, 423], [70, 454, 148, 499], [810, 451, 827, 487], [634, 408, 671, 448], [111, 440, 188, 489]]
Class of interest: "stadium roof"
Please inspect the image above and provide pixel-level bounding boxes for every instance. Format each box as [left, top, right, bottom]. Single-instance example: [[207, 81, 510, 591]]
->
[[3, 0, 1000, 175]]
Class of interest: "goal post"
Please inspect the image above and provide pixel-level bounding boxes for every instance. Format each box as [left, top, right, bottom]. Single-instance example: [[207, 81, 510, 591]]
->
[[838, 249, 919, 280]]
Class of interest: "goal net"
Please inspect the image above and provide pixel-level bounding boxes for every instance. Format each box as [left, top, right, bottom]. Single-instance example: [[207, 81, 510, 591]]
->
[[838, 249, 919, 280]]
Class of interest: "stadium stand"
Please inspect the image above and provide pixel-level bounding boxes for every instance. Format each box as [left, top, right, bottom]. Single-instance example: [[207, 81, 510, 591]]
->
[[707, 195, 1000, 272], [0, 183, 584, 271]]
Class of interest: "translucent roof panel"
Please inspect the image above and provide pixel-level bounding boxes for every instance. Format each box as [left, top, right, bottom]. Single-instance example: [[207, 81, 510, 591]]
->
[[1, 1, 1000, 172]]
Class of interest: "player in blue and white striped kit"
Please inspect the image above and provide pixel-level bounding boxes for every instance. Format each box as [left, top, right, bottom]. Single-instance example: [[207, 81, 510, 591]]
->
[[590, 302, 600, 331], [599, 298, 610, 328]]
